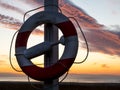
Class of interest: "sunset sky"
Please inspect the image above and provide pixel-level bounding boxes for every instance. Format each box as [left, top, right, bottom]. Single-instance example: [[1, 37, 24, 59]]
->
[[0, 0, 120, 82]]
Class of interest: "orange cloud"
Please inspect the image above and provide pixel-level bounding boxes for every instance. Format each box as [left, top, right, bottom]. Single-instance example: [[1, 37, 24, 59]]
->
[[101, 64, 110, 68]]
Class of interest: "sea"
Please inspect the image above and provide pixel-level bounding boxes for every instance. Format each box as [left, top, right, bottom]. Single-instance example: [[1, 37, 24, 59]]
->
[[1, 74, 120, 83]]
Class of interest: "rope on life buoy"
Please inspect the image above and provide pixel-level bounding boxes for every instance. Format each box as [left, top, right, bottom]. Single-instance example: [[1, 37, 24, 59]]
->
[[15, 11, 78, 81]]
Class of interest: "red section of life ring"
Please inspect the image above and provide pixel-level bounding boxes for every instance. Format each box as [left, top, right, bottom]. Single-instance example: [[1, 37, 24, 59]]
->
[[15, 11, 78, 81]]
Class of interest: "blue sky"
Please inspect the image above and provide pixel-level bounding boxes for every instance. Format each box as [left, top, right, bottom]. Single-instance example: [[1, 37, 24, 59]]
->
[[70, 0, 120, 26]]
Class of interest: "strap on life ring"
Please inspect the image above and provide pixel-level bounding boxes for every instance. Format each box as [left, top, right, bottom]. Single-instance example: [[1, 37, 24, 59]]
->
[[15, 11, 78, 81]]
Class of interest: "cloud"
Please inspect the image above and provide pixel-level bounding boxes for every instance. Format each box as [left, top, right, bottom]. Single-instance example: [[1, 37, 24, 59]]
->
[[93, 63, 110, 68], [0, 14, 22, 30], [83, 28, 120, 55], [60, 0, 103, 29], [60, 0, 120, 56], [107, 25, 120, 37], [67, 74, 120, 83], [0, 60, 6, 64], [1, 0, 120, 56], [0, 14, 44, 35], [101, 64, 110, 68], [0, 2, 25, 15], [0, 72, 25, 77], [0, 55, 9, 65], [0, 0, 44, 35]]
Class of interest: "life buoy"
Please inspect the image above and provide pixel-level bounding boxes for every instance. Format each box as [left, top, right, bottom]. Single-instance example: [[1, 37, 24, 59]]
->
[[15, 11, 78, 81]]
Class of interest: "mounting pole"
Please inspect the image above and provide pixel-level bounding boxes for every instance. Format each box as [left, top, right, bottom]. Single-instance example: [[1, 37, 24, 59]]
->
[[44, 0, 59, 90]]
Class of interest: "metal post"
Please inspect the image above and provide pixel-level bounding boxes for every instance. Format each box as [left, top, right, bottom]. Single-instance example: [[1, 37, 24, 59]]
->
[[44, 0, 59, 90]]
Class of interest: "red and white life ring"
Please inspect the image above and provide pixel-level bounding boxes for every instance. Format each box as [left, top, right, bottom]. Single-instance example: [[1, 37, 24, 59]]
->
[[15, 11, 78, 81]]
